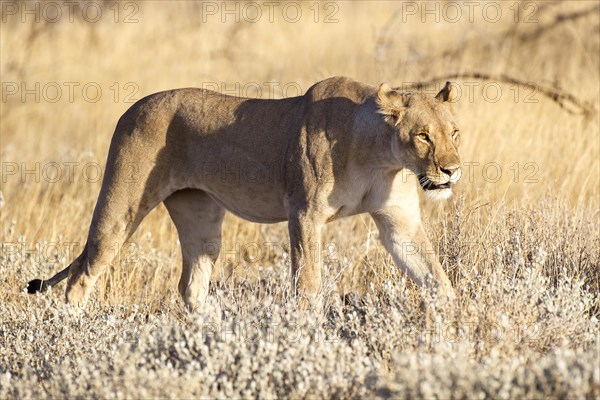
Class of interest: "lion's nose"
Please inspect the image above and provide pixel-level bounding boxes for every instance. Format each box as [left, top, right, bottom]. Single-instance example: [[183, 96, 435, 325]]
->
[[441, 166, 459, 177]]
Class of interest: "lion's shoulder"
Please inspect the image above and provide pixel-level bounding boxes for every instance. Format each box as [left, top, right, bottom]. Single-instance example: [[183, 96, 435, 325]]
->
[[304, 76, 377, 103]]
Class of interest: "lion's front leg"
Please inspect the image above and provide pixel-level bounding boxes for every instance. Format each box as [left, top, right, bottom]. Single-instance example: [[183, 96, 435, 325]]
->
[[371, 207, 455, 300], [288, 213, 324, 310]]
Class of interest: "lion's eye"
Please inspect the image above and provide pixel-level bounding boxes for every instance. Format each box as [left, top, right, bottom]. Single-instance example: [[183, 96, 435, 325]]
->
[[417, 133, 430, 143], [452, 130, 459, 141]]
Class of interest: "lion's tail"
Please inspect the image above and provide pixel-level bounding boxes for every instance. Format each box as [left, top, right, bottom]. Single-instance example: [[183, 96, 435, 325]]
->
[[27, 246, 87, 294]]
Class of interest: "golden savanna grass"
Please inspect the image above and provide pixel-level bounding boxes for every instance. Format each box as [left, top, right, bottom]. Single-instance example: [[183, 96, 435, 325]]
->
[[0, 1, 599, 398]]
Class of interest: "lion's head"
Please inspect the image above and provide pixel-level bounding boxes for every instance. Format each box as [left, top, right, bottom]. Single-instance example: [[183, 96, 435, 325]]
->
[[376, 81, 462, 200]]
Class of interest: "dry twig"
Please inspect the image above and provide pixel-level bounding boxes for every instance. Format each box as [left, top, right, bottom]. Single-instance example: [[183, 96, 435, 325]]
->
[[401, 72, 596, 117]]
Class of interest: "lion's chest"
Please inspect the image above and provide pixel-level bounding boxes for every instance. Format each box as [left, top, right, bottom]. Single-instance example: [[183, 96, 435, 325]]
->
[[322, 169, 403, 222]]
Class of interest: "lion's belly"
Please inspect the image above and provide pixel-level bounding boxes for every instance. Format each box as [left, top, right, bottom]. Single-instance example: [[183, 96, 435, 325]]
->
[[204, 187, 288, 224], [179, 147, 289, 223]]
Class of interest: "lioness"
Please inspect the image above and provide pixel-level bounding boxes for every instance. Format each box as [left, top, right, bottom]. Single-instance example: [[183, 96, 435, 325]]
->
[[28, 76, 461, 310]]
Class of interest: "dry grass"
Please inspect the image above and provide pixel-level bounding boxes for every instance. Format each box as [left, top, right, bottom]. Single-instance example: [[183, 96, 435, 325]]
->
[[1, 1, 599, 398]]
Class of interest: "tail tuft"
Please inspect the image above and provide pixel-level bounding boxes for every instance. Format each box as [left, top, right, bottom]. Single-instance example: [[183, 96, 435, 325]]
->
[[27, 279, 46, 294]]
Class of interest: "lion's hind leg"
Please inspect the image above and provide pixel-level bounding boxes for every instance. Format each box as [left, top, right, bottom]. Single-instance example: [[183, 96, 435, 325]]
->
[[64, 151, 174, 307], [64, 198, 163, 307], [164, 189, 225, 311]]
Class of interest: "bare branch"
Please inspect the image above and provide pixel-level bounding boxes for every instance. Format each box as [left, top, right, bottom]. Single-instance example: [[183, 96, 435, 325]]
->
[[400, 72, 597, 117]]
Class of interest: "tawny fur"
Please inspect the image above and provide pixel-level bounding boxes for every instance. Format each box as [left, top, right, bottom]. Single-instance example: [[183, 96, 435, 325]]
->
[[28, 77, 462, 310]]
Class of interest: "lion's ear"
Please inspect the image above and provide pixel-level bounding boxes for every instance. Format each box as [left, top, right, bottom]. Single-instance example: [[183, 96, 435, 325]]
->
[[435, 81, 458, 102], [376, 83, 407, 125]]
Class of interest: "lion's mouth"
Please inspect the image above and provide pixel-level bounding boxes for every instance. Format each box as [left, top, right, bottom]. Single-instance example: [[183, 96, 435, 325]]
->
[[418, 175, 452, 191]]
